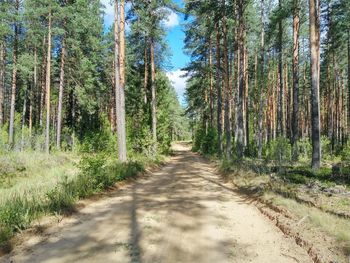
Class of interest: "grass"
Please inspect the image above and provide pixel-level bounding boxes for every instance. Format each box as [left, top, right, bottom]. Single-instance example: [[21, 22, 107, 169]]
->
[[222, 158, 350, 257], [0, 150, 162, 249], [265, 193, 350, 256], [0, 151, 79, 205]]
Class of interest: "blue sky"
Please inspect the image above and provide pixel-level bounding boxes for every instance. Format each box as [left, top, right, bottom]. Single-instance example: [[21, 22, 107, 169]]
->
[[101, 0, 189, 104]]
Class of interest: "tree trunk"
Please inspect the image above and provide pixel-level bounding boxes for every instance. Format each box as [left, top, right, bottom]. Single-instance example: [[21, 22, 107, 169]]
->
[[21, 89, 27, 151], [277, 0, 284, 137], [236, 0, 245, 159], [216, 22, 223, 157], [309, 0, 321, 169], [39, 36, 46, 128], [9, 0, 19, 146], [245, 45, 249, 153], [0, 40, 5, 128], [223, 14, 232, 159], [115, 0, 127, 161], [209, 36, 214, 128], [56, 33, 66, 150], [150, 37, 157, 148], [258, 0, 265, 159], [292, 0, 300, 161], [144, 44, 148, 104], [45, 11, 52, 154], [348, 29, 350, 137], [30, 47, 37, 136]]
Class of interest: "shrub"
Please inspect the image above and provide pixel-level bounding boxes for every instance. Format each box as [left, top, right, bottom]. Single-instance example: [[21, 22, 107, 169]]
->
[[265, 137, 291, 168], [0, 152, 147, 247], [297, 138, 312, 161], [201, 127, 217, 155], [193, 126, 217, 156], [321, 136, 332, 159]]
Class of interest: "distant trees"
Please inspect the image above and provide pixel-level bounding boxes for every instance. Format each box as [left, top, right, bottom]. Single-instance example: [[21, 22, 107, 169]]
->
[[0, 0, 188, 157], [185, 0, 350, 170]]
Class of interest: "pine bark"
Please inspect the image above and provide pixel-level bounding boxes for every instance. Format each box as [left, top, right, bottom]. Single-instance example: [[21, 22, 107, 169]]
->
[[236, 0, 245, 158], [150, 37, 157, 147], [257, 0, 265, 159], [277, 0, 284, 137], [292, 0, 300, 160], [56, 33, 66, 149], [9, 0, 19, 146], [30, 47, 37, 136], [209, 37, 214, 128], [223, 14, 232, 159], [144, 44, 148, 104], [348, 29, 350, 136], [309, 0, 321, 169], [216, 22, 223, 157], [115, 0, 127, 161], [45, 11, 52, 153], [0, 40, 5, 128]]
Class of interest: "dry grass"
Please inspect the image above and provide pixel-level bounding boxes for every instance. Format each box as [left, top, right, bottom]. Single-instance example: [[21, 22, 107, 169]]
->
[[0, 151, 79, 205], [264, 192, 350, 255]]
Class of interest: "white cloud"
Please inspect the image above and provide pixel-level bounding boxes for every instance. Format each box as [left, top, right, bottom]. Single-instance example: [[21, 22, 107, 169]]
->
[[163, 10, 180, 28], [101, 2, 179, 29], [166, 70, 188, 105], [101, 0, 113, 16], [101, 0, 132, 29]]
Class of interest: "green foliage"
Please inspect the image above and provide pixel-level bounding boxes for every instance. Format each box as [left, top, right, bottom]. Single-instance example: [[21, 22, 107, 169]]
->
[[79, 115, 117, 154], [201, 127, 217, 155], [0, 151, 149, 247], [192, 126, 217, 156], [297, 138, 312, 161], [321, 136, 333, 159], [341, 142, 350, 163], [265, 137, 291, 165]]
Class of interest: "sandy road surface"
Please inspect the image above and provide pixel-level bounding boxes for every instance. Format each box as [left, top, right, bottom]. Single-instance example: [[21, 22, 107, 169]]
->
[[3, 143, 312, 263]]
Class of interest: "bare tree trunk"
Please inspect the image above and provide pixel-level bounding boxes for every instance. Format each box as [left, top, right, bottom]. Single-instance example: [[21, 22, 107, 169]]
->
[[21, 89, 27, 150], [45, 11, 52, 154], [258, 0, 265, 159], [144, 44, 148, 104], [209, 37, 214, 128], [223, 14, 232, 159], [216, 22, 223, 157], [245, 45, 249, 153], [9, 0, 19, 146], [0, 40, 5, 128], [115, 0, 127, 161], [236, 0, 245, 158], [292, 0, 300, 160], [277, 0, 284, 137], [150, 37, 157, 148], [39, 36, 46, 128], [30, 47, 37, 137], [56, 33, 66, 150], [309, 0, 321, 169], [348, 29, 350, 137]]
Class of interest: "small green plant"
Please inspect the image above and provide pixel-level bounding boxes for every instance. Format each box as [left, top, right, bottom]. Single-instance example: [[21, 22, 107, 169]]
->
[[265, 137, 291, 169], [297, 138, 312, 161]]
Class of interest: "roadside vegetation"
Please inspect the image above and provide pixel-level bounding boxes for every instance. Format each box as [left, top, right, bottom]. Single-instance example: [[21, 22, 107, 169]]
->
[[185, 0, 350, 258], [0, 122, 165, 251], [0, 0, 190, 253], [197, 136, 350, 257]]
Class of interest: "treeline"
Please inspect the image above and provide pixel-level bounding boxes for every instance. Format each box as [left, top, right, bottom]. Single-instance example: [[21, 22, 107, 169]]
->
[[0, 0, 188, 156], [184, 0, 350, 169]]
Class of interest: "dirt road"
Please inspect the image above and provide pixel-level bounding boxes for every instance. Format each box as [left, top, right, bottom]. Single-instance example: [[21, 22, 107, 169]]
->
[[3, 143, 312, 263]]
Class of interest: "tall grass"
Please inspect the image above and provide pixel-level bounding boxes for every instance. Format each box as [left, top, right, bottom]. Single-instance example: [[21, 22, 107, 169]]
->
[[0, 151, 157, 248]]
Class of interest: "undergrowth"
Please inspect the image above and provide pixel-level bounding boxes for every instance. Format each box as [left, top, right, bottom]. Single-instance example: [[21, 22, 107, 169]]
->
[[0, 152, 160, 248]]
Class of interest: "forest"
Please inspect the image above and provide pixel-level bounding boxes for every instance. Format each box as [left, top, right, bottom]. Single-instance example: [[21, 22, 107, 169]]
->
[[0, 0, 350, 261]]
